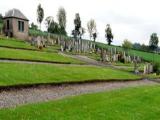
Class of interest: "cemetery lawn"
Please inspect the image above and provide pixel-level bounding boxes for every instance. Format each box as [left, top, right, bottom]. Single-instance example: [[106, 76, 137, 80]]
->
[[0, 36, 61, 52], [0, 47, 84, 64], [0, 37, 35, 49], [0, 62, 140, 86], [0, 85, 160, 120]]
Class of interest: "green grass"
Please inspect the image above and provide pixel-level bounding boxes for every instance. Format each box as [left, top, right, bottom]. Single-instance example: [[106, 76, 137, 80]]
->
[[0, 62, 140, 86], [0, 37, 35, 49], [142, 73, 160, 79], [0, 47, 83, 64], [0, 85, 160, 120], [129, 49, 160, 63], [0, 36, 62, 53], [43, 45, 60, 53], [112, 62, 145, 72]]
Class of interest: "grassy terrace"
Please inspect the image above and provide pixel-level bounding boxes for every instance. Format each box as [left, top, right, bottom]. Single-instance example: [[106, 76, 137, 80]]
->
[[0, 62, 140, 86], [0, 37, 35, 49], [0, 85, 159, 120], [0, 47, 83, 64], [0, 37, 60, 52]]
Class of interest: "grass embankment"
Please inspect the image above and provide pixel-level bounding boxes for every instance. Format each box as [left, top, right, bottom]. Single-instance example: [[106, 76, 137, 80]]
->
[[0, 36, 60, 52], [0, 62, 140, 86], [0, 37, 35, 49], [0, 47, 83, 64], [0, 85, 159, 120]]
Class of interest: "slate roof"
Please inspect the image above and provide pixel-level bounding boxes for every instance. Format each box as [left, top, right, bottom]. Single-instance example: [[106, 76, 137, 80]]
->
[[4, 8, 29, 21]]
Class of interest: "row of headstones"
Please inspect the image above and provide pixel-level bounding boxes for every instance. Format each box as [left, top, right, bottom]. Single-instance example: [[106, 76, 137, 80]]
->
[[29, 36, 58, 49], [100, 49, 141, 63], [29, 36, 154, 75], [60, 39, 94, 52], [29, 36, 95, 52]]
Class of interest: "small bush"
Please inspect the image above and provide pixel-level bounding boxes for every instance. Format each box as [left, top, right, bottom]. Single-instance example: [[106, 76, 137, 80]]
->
[[120, 58, 125, 63], [153, 63, 160, 75]]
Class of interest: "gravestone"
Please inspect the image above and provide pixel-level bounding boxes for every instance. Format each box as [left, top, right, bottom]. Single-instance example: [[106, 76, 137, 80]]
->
[[106, 54, 110, 62], [113, 54, 117, 62], [143, 63, 153, 74], [36, 36, 43, 49], [133, 60, 139, 74], [101, 49, 106, 62], [61, 45, 64, 52]]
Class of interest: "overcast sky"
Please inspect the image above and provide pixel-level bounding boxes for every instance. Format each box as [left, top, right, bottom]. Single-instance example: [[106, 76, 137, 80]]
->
[[1, 0, 160, 45]]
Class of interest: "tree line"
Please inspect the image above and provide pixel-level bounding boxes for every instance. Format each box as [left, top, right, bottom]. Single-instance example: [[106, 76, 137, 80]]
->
[[122, 33, 159, 53], [33, 4, 114, 46]]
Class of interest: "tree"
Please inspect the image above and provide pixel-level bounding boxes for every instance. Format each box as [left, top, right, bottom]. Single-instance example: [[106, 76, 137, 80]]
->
[[37, 4, 44, 30], [133, 43, 141, 50], [45, 16, 54, 31], [105, 24, 113, 45], [30, 22, 38, 30], [93, 32, 97, 43], [72, 13, 84, 52], [79, 27, 85, 39], [74, 13, 81, 34], [149, 33, 159, 63], [149, 33, 159, 51], [87, 19, 96, 40], [141, 44, 150, 52], [57, 7, 67, 35], [72, 13, 82, 39], [45, 16, 61, 34], [48, 22, 59, 34], [122, 39, 132, 53]]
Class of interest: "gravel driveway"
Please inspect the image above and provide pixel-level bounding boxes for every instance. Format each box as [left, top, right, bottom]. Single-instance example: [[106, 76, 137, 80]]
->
[[0, 79, 156, 109]]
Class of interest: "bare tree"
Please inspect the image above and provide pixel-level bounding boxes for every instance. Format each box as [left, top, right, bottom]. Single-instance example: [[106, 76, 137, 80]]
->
[[37, 4, 44, 30], [57, 7, 66, 29], [87, 19, 96, 40], [45, 16, 54, 31]]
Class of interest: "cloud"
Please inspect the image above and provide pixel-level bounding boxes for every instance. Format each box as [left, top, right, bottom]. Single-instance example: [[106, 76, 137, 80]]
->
[[1, 0, 160, 46]]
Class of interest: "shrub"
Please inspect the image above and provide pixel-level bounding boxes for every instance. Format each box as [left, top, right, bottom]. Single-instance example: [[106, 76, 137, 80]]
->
[[120, 58, 125, 63], [153, 63, 160, 75]]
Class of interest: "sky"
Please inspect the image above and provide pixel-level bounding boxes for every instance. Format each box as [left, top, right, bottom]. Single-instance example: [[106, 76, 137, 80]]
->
[[0, 0, 160, 46]]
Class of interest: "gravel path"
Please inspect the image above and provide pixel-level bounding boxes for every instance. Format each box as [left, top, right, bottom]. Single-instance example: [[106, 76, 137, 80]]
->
[[59, 52, 106, 66], [0, 52, 133, 70], [59, 52, 133, 69], [0, 59, 85, 66], [0, 79, 156, 109]]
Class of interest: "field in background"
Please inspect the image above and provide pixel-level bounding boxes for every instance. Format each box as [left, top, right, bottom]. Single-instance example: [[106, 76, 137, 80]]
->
[[97, 42, 160, 64]]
